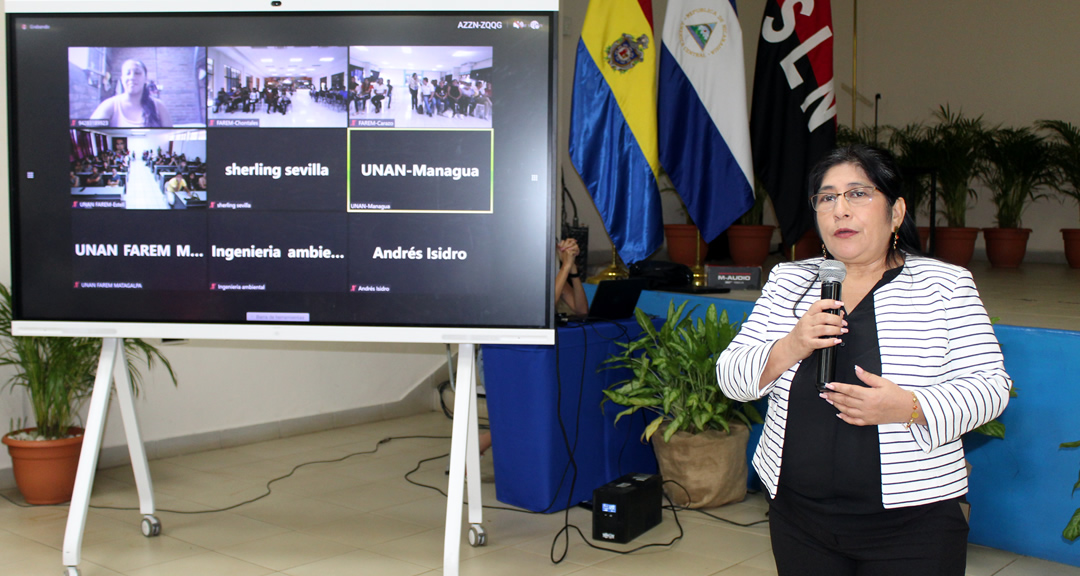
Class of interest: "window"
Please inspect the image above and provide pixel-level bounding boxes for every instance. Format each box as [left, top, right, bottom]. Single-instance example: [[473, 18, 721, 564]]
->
[[206, 57, 215, 106], [224, 64, 241, 92]]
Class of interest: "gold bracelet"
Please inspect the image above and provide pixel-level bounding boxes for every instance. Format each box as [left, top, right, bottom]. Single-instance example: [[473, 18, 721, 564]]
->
[[903, 391, 920, 429]]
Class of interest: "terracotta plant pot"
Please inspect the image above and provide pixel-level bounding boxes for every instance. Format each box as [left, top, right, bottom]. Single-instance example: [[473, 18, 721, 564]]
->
[[788, 228, 821, 261], [727, 225, 775, 267], [1063, 229, 1080, 269], [918, 226, 931, 254], [982, 228, 1031, 269], [2, 428, 84, 505], [664, 224, 707, 268], [933, 227, 980, 267]]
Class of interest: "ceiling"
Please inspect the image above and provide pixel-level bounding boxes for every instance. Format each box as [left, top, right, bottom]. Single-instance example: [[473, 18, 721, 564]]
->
[[348, 45, 492, 73], [210, 46, 347, 78]]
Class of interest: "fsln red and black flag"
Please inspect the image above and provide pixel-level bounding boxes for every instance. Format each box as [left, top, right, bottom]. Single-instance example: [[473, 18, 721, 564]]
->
[[750, 0, 837, 249]]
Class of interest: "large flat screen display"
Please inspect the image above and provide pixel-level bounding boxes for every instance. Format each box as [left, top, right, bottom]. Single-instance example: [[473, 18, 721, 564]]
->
[[5, 1, 558, 344]]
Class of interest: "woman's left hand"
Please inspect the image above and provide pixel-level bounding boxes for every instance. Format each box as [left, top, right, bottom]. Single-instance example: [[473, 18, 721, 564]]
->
[[821, 365, 911, 426]]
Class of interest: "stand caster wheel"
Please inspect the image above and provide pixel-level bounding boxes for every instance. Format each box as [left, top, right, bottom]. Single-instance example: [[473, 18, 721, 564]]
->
[[467, 524, 487, 547], [141, 515, 162, 537], [63, 567, 80, 576]]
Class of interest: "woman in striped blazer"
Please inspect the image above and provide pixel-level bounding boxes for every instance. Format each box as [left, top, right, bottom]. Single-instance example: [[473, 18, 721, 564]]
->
[[717, 145, 1011, 575]]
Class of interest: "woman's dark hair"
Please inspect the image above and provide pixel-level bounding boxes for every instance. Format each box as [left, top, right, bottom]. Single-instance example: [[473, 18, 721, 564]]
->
[[807, 144, 921, 266], [122, 60, 161, 128]]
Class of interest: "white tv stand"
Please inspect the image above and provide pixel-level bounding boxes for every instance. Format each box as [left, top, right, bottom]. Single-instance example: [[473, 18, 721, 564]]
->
[[59, 339, 487, 576]]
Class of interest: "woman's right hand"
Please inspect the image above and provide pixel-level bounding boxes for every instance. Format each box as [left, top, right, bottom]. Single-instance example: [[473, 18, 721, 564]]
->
[[757, 298, 848, 389], [781, 299, 848, 361]]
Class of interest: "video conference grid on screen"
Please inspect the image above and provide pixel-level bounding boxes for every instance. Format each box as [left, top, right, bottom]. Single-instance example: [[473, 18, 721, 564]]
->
[[11, 13, 554, 329]]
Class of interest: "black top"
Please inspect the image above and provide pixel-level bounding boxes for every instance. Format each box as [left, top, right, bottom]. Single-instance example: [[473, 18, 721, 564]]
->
[[777, 266, 903, 516]]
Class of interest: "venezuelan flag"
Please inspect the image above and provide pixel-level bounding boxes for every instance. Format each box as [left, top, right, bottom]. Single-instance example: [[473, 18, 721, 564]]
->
[[569, 0, 662, 264]]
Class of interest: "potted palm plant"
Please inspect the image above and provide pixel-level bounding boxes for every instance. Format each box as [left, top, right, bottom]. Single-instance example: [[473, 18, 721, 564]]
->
[[726, 182, 775, 267], [925, 105, 985, 266], [888, 122, 936, 252], [1038, 119, 1080, 268], [978, 126, 1055, 268], [0, 283, 176, 504], [837, 124, 881, 147], [660, 174, 708, 270], [602, 301, 762, 508]]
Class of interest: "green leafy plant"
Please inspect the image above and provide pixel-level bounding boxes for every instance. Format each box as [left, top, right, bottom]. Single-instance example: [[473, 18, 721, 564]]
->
[[1063, 438, 1080, 542], [1038, 119, 1080, 224], [979, 126, 1056, 229], [0, 283, 177, 440], [837, 124, 881, 148], [736, 180, 769, 226], [887, 122, 937, 224], [927, 105, 986, 227], [601, 301, 762, 443]]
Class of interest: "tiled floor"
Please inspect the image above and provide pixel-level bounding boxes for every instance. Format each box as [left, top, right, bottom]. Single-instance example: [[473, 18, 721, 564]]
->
[[2, 412, 1079, 576]]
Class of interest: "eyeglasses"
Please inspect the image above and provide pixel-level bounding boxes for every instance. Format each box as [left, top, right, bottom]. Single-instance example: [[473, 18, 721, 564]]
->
[[810, 186, 877, 212]]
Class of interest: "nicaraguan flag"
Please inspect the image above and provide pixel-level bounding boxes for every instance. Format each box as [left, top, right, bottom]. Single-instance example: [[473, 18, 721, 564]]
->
[[658, 0, 754, 243], [570, 0, 662, 264]]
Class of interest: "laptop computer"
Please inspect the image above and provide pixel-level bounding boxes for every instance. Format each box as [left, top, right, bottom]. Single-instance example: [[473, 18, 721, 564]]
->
[[563, 278, 648, 323]]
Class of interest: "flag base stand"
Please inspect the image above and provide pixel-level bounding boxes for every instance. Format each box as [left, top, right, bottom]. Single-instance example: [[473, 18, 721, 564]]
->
[[691, 264, 707, 287], [587, 246, 628, 284], [691, 229, 707, 287]]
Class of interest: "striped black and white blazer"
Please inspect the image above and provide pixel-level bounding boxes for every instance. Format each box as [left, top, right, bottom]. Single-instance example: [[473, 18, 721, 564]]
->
[[716, 255, 1012, 508]]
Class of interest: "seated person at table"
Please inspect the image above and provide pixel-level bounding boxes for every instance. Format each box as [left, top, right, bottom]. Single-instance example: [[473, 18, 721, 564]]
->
[[84, 167, 103, 186], [165, 173, 188, 203], [190, 172, 206, 191], [90, 59, 172, 127], [555, 237, 588, 317], [70, 171, 80, 187], [105, 170, 120, 186]]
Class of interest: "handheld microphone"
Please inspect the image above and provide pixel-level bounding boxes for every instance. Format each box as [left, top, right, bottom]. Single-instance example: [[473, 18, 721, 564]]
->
[[816, 260, 847, 392]]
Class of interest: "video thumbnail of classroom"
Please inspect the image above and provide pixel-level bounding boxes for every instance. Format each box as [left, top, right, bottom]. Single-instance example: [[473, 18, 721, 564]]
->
[[347, 45, 492, 129], [207, 46, 348, 128], [71, 128, 207, 210]]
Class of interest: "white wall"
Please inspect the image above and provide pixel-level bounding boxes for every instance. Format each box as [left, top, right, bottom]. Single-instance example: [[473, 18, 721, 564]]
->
[[557, 0, 1080, 263]]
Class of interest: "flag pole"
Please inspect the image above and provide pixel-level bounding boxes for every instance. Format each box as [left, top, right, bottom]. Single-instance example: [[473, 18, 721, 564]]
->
[[692, 229, 706, 287], [851, 0, 858, 129], [587, 245, 629, 284]]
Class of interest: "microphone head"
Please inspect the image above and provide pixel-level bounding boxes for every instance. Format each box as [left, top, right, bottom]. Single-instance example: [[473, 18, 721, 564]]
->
[[818, 260, 847, 284]]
